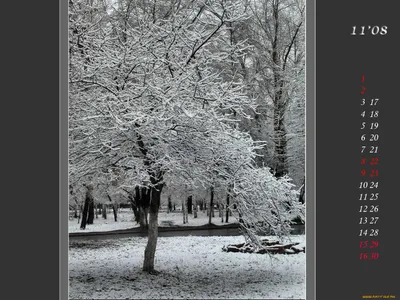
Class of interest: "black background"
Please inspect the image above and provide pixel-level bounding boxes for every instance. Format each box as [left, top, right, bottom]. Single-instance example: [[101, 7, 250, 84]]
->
[[317, 1, 399, 299], [2, 0, 399, 299], [1, 1, 59, 300]]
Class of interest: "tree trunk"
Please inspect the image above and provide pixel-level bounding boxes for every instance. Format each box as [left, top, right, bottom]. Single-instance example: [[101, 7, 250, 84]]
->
[[182, 206, 186, 224], [218, 203, 222, 218], [143, 184, 163, 273], [238, 211, 243, 224], [107, 194, 118, 222], [209, 186, 214, 225], [139, 207, 147, 229], [271, 3, 288, 178], [112, 203, 118, 222], [299, 176, 305, 204], [129, 198, 140, 223], [182, 198, 188, 224], [129, 187, 144, 228], [133, 205, 139, 223], [273, 102, 288, 177], [225, 192, 230, 223], [193, 204, 198, 218], [167, 195, 172, 213], [78, 205, 82, 224], [102, 203, 107, 219], [81, 186, 94, 228], [144, 207, 149, 227], [87, 198, 94, 224], [95, 205, 98, 219], [187, 196, 192, 214], [80, 200, 89, 229], [137, 187, 150, 230]]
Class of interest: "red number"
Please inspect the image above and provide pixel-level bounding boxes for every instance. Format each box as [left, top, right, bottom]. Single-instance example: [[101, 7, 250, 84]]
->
[[370, 158, 379, 165], [361, 86, 366, 94], [359, 252, 380, 260], [370, 241, 379, 248], [371, 252, 379, 260], [360, 240, 379, 249], [370, 169, 379, 177]]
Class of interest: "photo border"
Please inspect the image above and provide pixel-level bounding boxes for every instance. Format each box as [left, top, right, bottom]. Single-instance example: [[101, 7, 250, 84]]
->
[[61, 1, 314, 299], [306, 0, 316, 300], [60, 0, 69, 298]]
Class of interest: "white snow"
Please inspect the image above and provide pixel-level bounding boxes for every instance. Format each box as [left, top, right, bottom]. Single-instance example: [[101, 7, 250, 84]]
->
[[69, 235, 305, 299], [69, 209, 238, 233]]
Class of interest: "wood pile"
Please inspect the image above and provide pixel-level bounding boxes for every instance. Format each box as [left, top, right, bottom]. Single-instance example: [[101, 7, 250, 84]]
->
[[222, 239, 305, 254]]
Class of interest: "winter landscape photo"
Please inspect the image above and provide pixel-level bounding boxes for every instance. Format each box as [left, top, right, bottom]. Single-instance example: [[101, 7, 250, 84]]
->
[[68, 0, 306, 299]]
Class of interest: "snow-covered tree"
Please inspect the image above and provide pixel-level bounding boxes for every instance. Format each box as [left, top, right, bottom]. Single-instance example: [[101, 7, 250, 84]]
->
[[234, 0, 305, 182], [232, 166, 304, 245], [69, 0, 304, 273]]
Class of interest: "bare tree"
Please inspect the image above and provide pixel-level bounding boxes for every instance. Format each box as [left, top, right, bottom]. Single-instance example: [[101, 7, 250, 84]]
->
[[80, 183, 94, 229], [250, 0, 305, 178]]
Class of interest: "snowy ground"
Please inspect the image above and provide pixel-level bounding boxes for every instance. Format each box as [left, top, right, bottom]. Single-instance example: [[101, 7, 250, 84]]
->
[[69, 235, 305, 299], [69, 208, 237, 233]]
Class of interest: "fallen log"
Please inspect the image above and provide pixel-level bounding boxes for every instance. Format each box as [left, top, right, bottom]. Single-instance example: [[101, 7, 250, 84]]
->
[[222, 239, 305, 255]]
